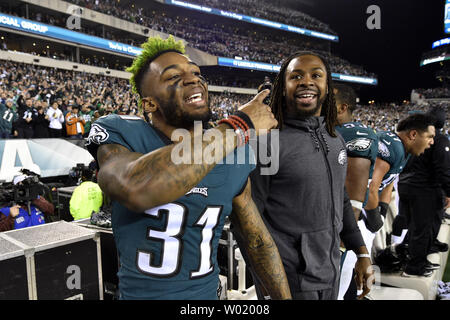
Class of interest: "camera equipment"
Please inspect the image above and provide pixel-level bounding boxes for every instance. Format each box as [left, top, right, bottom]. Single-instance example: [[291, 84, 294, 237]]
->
[[67, 163, 94, 185], [69, 163, 88, 180], [0, 169, 48, 207], [14, 175, 44, 203]]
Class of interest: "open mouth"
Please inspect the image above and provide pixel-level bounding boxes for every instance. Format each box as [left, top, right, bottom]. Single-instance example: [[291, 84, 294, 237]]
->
[[185, 92, 204, 104], [297, 93, 317, 98], [295, 92, 318, 105]]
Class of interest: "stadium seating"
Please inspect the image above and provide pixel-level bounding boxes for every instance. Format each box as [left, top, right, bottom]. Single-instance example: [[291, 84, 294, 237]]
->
[[1, 0, 374, 77], [372, 192, 450, 300], [367, 286, 424, 300]]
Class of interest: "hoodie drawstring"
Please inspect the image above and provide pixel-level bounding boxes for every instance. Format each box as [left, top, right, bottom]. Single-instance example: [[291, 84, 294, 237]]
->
[[320, 130, 330, 154], [309, 129, 320, 152]]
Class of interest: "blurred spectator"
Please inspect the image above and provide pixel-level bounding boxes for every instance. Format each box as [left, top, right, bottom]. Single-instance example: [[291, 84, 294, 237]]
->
[[47, 101, 65, 138], [65, 105, 85, 138], [15, 95, 34, 138], [0, 205, 20, 232], [32, 105, 50, 138], [69, 166, 103, 220], [0, 98, 18, 138], [80, 102, 94, 137]]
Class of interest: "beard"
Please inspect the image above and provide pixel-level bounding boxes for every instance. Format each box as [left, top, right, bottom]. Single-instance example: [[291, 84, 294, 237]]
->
[[285, 90, 326, 119], [156, 90, 211, 129]]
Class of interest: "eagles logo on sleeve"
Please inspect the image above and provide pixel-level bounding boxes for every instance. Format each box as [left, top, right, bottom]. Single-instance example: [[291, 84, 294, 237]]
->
[[86, 123, 110, 145], [378, 140, 390, 158], [338, 149, 347, 166], [346, 138, 372, 152]]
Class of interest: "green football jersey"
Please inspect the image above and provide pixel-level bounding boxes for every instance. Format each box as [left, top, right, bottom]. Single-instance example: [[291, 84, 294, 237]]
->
[[373, 130, 410, 191], [86, 114, 255, 299], [336, 121, 378, 207], [335, 121, 378, 172]]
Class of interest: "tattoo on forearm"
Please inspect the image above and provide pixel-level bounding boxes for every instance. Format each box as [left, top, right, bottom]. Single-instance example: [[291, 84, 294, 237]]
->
[[97, 124, 238, 210], [97, 144, 129, 166], [247, 233, 265, 249], [234, 187, 291, 299]]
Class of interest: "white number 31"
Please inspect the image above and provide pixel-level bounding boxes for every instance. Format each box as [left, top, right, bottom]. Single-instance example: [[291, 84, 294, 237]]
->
[[136, 203, 222, 279]]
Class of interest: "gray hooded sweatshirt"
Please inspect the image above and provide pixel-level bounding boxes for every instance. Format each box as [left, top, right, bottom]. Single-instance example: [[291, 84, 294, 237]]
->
[[250, 116, 365, 294]]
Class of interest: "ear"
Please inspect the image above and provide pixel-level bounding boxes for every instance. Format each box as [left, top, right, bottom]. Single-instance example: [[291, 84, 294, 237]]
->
[[409, 129, 418, 141], [141, 97, 158, 114], [337, 103, 348, 114]]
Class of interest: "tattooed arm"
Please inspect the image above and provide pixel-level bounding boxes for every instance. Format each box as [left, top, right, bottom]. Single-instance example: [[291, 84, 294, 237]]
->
[[96, 123, 238, 212], [96, 90, 277, 212], [230, 178, 291, 300]]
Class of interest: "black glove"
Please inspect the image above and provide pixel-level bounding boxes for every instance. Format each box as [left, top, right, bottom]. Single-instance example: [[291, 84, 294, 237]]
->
[[363, 207, 384, 233], [379, 202, 389, 218]]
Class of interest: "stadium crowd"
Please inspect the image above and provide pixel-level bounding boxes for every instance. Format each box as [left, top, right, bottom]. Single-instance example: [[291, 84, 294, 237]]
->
[[0, 61, 138, 138], [0, 1, 374, 78], [0, 61, 257, 138], [188, 0, 337, 35], [414, 87, 450, 99], [69, 0, 337, 36], [0, 60, 447, 139], [353, 101, 450, 135]]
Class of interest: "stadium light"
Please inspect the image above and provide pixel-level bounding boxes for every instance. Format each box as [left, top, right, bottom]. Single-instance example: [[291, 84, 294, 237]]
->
[[165, 0, 339, 42]]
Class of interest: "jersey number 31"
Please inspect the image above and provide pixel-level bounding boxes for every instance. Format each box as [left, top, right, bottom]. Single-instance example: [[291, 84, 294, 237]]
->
[[136, 203, 222, 279]]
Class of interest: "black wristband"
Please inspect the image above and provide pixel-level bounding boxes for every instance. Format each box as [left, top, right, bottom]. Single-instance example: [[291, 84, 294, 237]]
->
[[363, 207, 384, 233], [233, 110, 255, 130], [379, 202, 389, 218]]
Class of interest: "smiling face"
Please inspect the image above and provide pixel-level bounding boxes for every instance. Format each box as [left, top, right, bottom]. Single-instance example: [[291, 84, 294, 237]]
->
[[141, 51, 210, 129], [283, 54, 328, 119]]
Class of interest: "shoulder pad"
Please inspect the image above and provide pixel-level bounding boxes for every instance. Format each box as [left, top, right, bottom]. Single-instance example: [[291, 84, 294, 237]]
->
[[118, 115, 142, 121]]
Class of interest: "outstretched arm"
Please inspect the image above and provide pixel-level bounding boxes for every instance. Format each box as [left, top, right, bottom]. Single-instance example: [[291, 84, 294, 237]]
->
[[230, 178, 291, 300], [96, 90, 277, 212], [96, 125, 237, 212]]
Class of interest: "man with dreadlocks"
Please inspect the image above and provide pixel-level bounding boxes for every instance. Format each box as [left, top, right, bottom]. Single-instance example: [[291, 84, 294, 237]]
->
[[85, 35, 291, 300], [248, 52, 373, 300]]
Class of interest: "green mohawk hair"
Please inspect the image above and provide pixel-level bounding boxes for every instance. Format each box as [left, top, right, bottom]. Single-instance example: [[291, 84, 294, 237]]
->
[[126, 35, 186, 108]]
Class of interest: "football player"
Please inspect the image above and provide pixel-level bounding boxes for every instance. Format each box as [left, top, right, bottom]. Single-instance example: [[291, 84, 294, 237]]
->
[[364, 113, 436, 251], [86, 36, 291, 300], [334, 84, 378, 222], [333, 84, 378, 300]]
